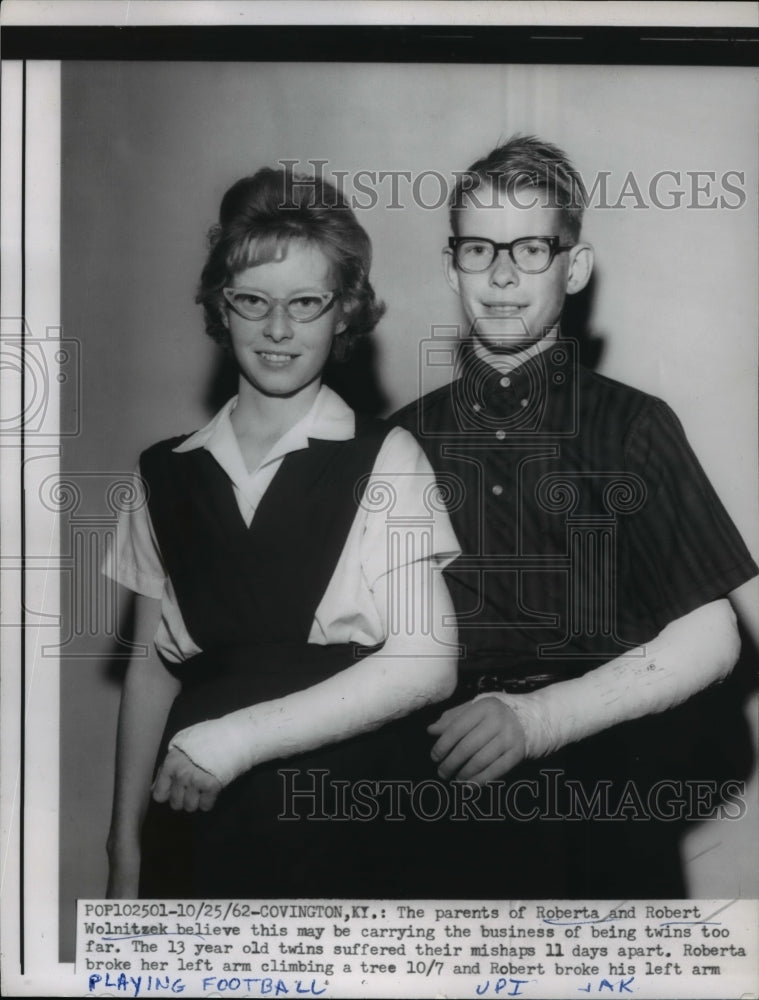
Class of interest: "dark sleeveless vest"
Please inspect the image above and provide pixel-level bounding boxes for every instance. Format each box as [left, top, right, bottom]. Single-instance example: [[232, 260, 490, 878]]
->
[[140, 421, 388, 654], [137, 418, 421, 899]]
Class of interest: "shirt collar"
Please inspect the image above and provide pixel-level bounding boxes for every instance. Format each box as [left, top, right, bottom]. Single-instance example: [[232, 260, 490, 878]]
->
[[173, 384, 355, 481], [455, 331, 560, 399], [469, 328, 559, 377]]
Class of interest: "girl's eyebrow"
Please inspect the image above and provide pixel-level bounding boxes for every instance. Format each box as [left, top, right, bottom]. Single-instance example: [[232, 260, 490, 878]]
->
[[231, 286, 333, 294]]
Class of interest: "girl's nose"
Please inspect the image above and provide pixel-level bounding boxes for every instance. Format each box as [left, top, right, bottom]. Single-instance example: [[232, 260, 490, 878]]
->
[[265, 302, 294, 341]]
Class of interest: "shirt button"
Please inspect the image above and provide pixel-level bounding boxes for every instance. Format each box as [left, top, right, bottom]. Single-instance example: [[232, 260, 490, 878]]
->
[[495, 429, 506, 440], [520, 398, 529, 408], [492, 484, 503, 496], [499, 375, 511, 388]]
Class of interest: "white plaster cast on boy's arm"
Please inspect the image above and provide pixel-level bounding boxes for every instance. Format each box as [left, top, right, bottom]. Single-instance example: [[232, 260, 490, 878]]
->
[[728, 575, 759, 657], [153, 561, 457, 804], [430, 598, 740, 783], [492, 598, 738, 757]]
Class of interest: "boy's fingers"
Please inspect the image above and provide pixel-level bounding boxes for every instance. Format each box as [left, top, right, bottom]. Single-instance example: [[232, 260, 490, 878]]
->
[[427, 702, 467, 735], [430, 703, 488, 762], [435, 719, 492, 778], [469, 748, 523, 785], [450, 735, 505, 781]]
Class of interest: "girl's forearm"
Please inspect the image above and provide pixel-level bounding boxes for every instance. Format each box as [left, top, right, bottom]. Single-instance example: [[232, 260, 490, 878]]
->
[[169, 567, 457, 785], [107, 596, 180, 848]]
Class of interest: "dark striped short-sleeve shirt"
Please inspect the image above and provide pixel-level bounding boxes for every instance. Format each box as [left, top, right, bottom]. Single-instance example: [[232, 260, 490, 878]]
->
[[393, 342, 757, 675]]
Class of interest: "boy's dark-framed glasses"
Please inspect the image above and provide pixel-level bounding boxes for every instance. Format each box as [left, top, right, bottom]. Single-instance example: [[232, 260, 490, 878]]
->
[[448, 236, 575, 274], [223, 287, 340, 322]]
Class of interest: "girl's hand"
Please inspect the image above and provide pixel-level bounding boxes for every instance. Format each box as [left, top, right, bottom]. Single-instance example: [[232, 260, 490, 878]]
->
[[152, 747, 223, 813], [427, 697, 526, 783]]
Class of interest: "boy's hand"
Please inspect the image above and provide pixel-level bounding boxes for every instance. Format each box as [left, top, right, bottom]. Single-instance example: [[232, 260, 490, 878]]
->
[[428, 697, 526, 783], [152, 747, 223, 813]]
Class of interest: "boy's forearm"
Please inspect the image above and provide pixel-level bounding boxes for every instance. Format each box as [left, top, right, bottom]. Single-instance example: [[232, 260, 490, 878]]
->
[[484, 598, 740, 759]]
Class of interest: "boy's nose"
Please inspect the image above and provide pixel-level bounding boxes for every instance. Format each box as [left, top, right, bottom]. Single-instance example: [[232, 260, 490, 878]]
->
[[490, 249, 520, 286]]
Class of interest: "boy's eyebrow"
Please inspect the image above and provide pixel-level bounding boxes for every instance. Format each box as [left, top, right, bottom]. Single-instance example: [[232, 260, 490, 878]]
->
[[453, 234, 563, 241], [455, 234, 559, 238]]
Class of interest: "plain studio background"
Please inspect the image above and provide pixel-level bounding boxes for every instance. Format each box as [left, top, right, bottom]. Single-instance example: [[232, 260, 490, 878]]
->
[[59, 61, 758, 958]]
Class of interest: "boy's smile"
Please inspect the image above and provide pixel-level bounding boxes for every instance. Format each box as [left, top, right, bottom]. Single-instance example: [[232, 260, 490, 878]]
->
[[444, 184, 593, 358]]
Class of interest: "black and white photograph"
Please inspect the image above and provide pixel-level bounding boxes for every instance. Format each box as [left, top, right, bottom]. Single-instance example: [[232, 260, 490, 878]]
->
[[1, 2, 758, 998]]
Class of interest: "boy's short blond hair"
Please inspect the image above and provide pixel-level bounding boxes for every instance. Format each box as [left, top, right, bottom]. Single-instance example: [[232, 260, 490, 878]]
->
[[449, 134, 587, 241]]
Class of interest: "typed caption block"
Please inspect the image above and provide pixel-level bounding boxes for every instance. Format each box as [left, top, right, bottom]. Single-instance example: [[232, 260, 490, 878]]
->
[[76, 898, 758, 999]]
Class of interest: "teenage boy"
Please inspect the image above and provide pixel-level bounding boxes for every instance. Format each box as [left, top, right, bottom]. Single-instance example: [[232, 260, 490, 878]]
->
[[393, 135, 758, 897]]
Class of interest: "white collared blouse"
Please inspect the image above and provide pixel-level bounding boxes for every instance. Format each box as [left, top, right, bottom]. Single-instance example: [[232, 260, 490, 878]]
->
[[105, 385, 461, 663]]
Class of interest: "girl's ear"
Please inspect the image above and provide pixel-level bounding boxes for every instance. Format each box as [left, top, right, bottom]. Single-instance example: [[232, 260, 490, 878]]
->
[[335, 294, 352, 335]]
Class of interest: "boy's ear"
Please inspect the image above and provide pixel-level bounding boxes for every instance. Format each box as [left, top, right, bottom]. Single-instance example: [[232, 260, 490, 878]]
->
[[566, 243, 594, 295], [442, 247, 462, 297]]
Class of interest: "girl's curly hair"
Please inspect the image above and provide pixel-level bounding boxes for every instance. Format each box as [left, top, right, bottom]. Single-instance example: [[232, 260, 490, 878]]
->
[[196, 167, 385, 361]]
